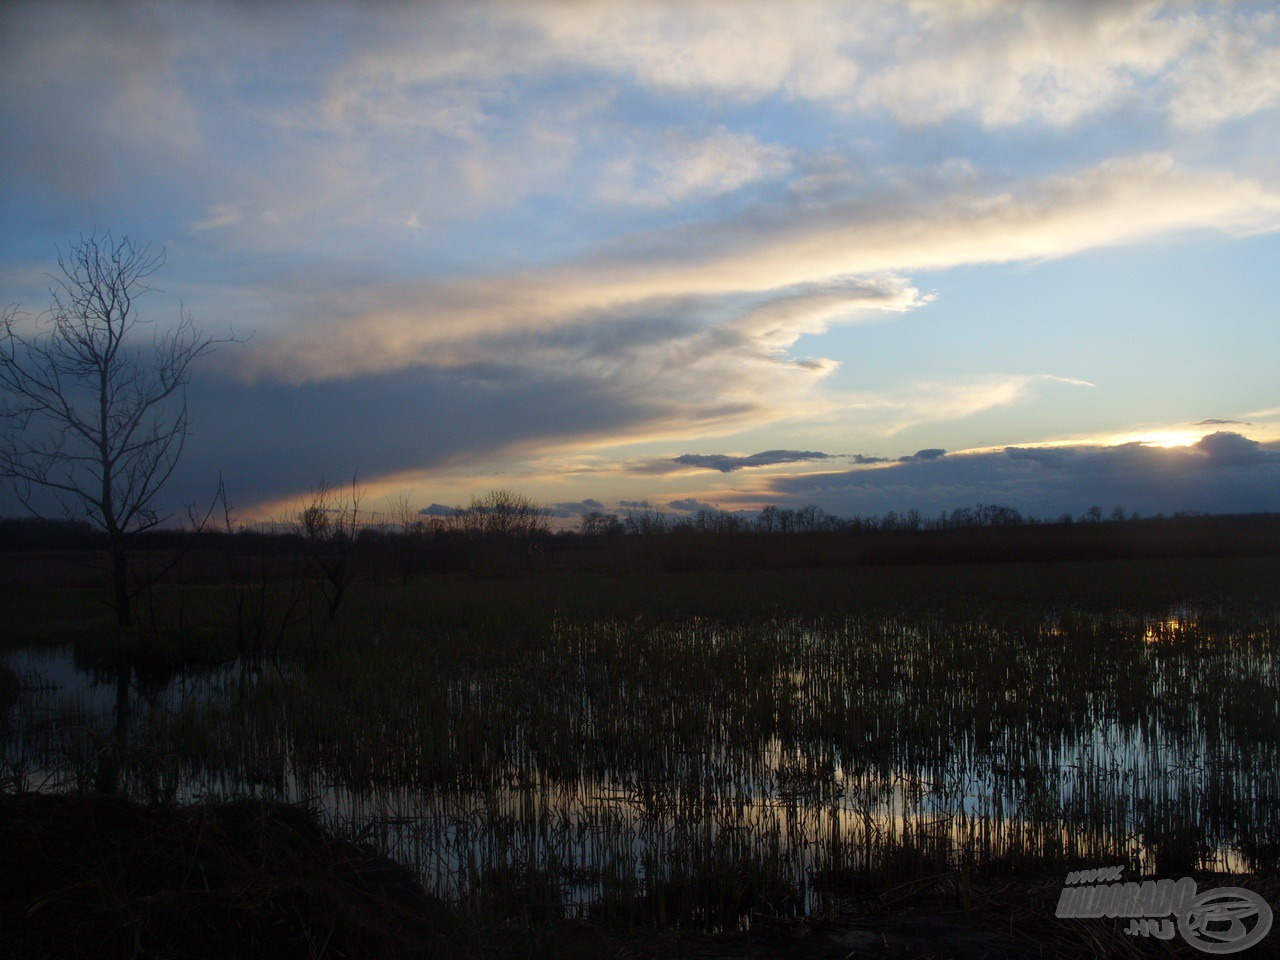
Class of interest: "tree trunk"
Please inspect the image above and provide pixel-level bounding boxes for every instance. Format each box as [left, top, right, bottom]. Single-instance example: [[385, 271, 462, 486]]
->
[[112, 546, 132, 629]]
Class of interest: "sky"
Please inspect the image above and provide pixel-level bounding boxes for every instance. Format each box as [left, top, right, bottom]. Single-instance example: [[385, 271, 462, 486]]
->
[[3, 0, 1280, 527]]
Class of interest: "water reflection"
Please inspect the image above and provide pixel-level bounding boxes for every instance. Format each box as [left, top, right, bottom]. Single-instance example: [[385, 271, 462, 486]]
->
[[3, 604, 1277, 923]]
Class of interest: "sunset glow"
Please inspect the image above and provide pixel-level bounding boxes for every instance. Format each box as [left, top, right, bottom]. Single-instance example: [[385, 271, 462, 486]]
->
[[2, 0, 1279, 524]]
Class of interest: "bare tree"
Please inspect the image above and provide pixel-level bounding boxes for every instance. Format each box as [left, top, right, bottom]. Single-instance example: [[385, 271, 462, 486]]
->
[[579, 510, 622, 537], [0, 232, 234, 627], [387, 492, 427, 584], [216, 479, 309, 667], [297, 475, 364, 622], [451, 488, 549, 538]]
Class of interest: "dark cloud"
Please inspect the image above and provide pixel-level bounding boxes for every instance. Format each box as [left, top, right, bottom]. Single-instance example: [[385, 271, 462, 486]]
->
[[1195, 419, 1251, 426], [166, 275, 856, 513], [624, 459, 693, 476], [753, 433, 1280, 519], [668, 449, 900, 473], [667, 498, 719, 513], [1195, 430, 1267, 465], [672, 449, 835, 472], [897, 448, 947, 462], [152, 361, 670, 514], [547, 500, 606, 518], [618, 499, 653, 508]]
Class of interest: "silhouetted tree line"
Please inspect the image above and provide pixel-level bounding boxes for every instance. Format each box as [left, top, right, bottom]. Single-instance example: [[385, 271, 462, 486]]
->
[[576, 500, 1142, 537], [3, 493, 1277, 596]]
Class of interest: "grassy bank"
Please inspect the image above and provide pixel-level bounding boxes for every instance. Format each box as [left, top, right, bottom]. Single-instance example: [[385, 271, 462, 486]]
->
[[4, 553, 1278, 655]]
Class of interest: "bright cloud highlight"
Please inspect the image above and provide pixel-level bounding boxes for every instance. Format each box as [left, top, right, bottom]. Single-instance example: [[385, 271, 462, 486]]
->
[[2, 1, 1279, 518]]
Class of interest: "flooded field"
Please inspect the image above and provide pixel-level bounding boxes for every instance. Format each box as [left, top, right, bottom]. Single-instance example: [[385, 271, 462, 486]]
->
[[4, 591, 1278, 929]]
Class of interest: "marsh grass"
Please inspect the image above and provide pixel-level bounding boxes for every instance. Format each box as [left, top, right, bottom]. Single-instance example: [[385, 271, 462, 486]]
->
[[0, 584, 110, 647], [2, 557, 1278, 931]]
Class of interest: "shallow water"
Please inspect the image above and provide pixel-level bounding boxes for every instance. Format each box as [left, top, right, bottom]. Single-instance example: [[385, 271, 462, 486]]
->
[[4, 604, 1277, 923]]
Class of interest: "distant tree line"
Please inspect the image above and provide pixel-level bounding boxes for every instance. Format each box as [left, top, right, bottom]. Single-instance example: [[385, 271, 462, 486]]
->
[[1, 485, 1276, 660], [0, 494, 1231, 553], [574, 500, 1148, 538]]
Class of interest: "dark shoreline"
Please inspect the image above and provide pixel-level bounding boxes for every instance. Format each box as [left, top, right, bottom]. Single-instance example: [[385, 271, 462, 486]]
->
[[4, 791, 1274, 959]]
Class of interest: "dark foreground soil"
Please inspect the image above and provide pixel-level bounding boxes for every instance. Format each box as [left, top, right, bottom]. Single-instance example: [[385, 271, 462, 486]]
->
[[1, 792, 1275, 959], [641, 867, 1280, 959], [0, 792, 455, 960]]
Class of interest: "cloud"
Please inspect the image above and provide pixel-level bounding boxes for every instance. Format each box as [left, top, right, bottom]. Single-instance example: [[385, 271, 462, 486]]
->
[[388, 1, 1279, 131], [8, 1, 1278, 250], [722, 276, 930, 352], [861, 0, 1194, 128], [190, 203, 243, 232], [506, 0, 864, 101], [1169, 13, 1280, 128], [547, 499, 606, 518], [174, 359, 678, 510], [1195, 418, 1250, 426], [234, 269, 926, 386], [599, 450, 895, 478], [597, 127, 792, 206], [5, 1, 1280, 519], [419, 503, 457, 517], [53, 163, 1195, 513], [217, 274, 930, 487], [672, 449, 835, 473], [898, 449, 946, 462], [129, 2, 1258, 273], [667, 498, 719, 513], [1193, 430, 1268, 466], [0, 4, 203, 201], [748, 432, 1280, 519], [845, 374, 1093, 437], [235, 155, 1280, 392], [611, 459, 696, 477]]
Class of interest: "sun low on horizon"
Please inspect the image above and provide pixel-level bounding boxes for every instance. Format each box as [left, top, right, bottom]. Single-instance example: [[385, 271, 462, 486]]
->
[[3, 0, 1279, 527]]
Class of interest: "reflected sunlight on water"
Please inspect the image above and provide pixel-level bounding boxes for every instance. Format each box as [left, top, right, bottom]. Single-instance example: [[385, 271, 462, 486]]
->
[[3, 602, 1276, 923]]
